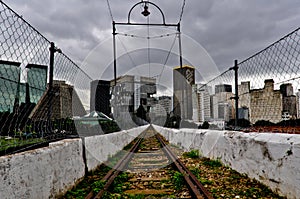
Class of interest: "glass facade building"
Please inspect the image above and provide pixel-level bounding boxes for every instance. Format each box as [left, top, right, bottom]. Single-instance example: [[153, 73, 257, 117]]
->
[[0, 60, 21, 113], [26, 64, 47, 104], [0, 61, 47, 113]]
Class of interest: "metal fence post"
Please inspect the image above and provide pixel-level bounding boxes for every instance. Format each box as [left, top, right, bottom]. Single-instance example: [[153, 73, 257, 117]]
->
[[49, 42, 62, 131], [234, 60, 239, 128], [49, 42, 55, 86], [48, 42, 55, 124]]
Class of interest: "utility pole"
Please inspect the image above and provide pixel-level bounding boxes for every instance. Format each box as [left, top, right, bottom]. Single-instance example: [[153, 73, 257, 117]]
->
[[177, 23, 184, 121]]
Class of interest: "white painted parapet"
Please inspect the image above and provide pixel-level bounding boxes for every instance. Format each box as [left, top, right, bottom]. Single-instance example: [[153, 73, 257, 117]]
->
[[153, 125, 300, 199], [0, 139, 85, 199], [84, 125, 149, 171], [0, 125, 148, 199]]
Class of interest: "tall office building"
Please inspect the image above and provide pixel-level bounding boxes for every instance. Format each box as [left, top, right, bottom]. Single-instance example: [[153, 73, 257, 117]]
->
[[110, 75, 156, 128], [211, 84, 234, 121], [157, 96, 172, 114], [215, 84, 232, 94], [238, 81, 250, 120], [173, 65, 195, 120], [30, 80, 86, 120], [90, 80, 111, 116], [0, 60, 21, 113], [26, 64, 48, 104], [195, 84, 211, 122], [296, 90, 300, 118], [280, 83, 297, 119], [250, 79, 282, 123]]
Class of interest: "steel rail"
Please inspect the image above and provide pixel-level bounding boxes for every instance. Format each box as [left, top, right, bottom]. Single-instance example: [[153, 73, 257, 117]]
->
[[85, 132, 145, 199], [85, 128, 213, 198], [156, 134, 213, 199]]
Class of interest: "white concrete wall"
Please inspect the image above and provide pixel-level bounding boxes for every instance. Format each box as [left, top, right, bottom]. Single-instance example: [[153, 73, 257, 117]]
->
[[153, 125, 300, 199], [0, 125, 147, 199], [0, 139, 85, 199], [84, 125, 149, 171]]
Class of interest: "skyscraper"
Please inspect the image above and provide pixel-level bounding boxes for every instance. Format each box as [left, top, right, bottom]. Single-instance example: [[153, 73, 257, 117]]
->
[[90, 80, 111, 116], [173, 65, 195, 120], [195, 84, 211, 122], [26, 64, 48, 104], [211, 84, 234, 121], [110, 75, 156, 129], [0, 60, 21, 113]]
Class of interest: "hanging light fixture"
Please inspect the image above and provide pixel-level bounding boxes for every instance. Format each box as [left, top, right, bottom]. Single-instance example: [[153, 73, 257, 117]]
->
[[141, 3, 150, 17]]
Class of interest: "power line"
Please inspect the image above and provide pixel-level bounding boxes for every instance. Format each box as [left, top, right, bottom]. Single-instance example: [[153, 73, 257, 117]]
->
[[157, 34, 178, 84], [147, 15, 151, 78], [117, 32, 177, 39], [197, 68, 233, 91], [116, 35, 143, 77], [178, 0, 186, 23], [106, 0, 114, 22]]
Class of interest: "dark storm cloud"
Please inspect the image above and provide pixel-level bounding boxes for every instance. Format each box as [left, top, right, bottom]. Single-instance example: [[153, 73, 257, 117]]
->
[[182, 0, 300, 69], [6, 0, 300, 78]]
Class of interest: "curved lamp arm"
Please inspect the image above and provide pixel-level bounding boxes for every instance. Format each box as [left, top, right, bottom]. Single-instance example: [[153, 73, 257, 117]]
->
[[127, 1, 166, 24]]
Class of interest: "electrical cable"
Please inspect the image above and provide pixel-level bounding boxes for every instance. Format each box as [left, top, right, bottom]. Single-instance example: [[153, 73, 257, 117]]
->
[[106, 0, 114, 22], [117, 32, 177, 39], [157, 34, 178, 84], [147, 12, 151, 78], [116, 35, 143, 77], [178, 0, 186, 23]]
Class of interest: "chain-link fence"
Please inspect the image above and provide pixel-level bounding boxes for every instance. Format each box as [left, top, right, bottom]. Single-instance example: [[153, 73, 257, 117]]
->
[[197, 27, 300, 132], [0, 1, 93, 155]]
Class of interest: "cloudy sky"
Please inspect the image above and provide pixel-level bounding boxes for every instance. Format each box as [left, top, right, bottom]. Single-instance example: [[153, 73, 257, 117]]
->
[[6, 0, 300, 83]]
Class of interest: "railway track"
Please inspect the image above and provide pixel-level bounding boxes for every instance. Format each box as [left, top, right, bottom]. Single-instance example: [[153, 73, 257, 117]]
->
[[85, 126, 213, 199]]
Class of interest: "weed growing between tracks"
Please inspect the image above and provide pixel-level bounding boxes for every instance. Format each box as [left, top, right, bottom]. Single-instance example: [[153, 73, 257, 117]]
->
[[61, 139, 137, 199], [62, 136, 285, 199], [171, 171, 185, 190], [61, 164, 111, 199], [182, 152, 286, 199]]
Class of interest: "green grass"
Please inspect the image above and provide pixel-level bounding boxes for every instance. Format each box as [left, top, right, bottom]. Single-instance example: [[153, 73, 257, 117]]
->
[[190, 167, 201, 178], [183, 149, 201, 158], [0, 137, 45, 152], [172, 171, 185, 190], [92, 180, 106, 193], [106, 172, 130, 194], [202, 158, 222, 167], [62, 164, 111, 199]]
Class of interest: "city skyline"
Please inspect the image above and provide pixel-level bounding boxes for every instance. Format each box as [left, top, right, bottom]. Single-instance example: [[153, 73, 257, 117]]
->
[[7, 0, 300, 81]]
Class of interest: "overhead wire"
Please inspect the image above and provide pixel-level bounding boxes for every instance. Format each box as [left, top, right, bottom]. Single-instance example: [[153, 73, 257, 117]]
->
[[117, 32, 177, 39], [157, 34, 178, 84], [197, 68, 233, 91], [107, 0, 187, 92], [116, 35, 144, 77], [178, 0, 186, 23], [147, 9, 151, 78], [106, 0, 114, 22]]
